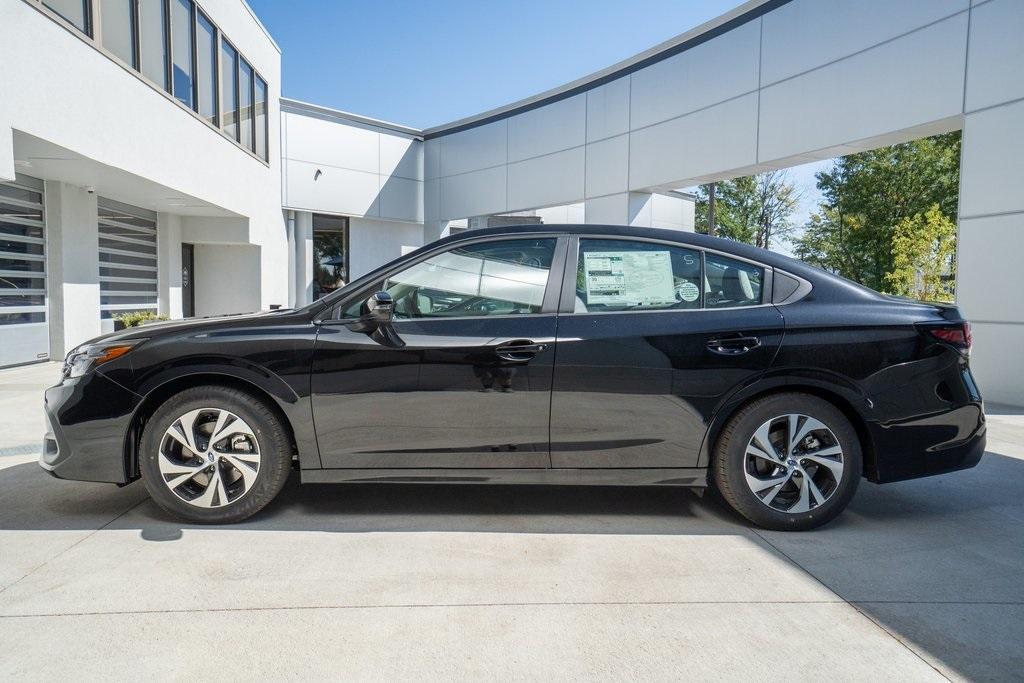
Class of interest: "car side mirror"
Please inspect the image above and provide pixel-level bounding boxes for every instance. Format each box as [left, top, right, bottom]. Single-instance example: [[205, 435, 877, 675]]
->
[[345, 291, 404, 348], [364, 291, 394, 324]]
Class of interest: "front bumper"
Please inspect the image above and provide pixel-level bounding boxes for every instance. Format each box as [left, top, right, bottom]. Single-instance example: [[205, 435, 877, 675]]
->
[[40, 370, 142, 484], [867, 403, 986, 483]]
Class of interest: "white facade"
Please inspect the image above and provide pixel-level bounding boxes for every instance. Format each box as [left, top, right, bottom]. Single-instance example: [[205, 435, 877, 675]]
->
[[2, 0, 1022, 404]]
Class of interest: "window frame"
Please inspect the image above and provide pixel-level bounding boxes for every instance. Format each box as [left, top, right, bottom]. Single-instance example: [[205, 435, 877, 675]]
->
[[558, 235, 775, 316], [322, 235, 570, 323]]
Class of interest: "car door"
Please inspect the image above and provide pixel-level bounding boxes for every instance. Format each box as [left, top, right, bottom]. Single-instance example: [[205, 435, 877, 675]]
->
[[311, 235, 567, 469], [549, 237, 784, 468]]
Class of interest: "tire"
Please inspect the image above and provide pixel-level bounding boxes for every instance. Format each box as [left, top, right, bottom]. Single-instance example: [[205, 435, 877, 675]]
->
[[139, 386, 292, 524], [712, 392, 861, 531]]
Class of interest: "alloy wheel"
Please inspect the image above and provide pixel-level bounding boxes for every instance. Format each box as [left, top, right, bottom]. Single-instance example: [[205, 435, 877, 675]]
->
[[157, 407, 261, 508], [743, 413, 844, 513]]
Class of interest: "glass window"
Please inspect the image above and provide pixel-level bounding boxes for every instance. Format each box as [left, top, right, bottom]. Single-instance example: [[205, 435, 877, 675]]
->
[[171, 0, 195, 109], [238, 58, 254, 151], [195, 10, 217, 124], [220, 41, 239, 140], [705, 254, 764, 308], [575, 239, 701, 313], [43, 0, 90, 34], [101, 0, 135, 67], [254, 76, 268, 160], [382, 239, 556, 319], [138, 0, 168, 90], [312, 215, 349, 300]]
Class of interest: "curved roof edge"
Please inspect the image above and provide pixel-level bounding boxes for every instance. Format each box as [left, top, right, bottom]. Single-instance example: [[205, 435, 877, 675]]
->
[[422, 0, 787, 139]]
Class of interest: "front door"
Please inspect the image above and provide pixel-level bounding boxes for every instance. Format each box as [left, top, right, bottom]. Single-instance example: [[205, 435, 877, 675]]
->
[[550, 237, 784, 468], [311, 236, 565, 469], [181, 243, 195, 317]]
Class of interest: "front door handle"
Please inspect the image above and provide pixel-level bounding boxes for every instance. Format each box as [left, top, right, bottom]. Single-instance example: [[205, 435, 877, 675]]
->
[[495, 340, 549, 362], [706, 335, 761, 355]]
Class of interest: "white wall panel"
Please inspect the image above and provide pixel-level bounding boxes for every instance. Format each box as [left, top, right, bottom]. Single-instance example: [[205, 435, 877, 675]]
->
[[507, 147, 585, 212], [585, 134, 629, 199], [761, 0, 968, 85], [507, 94, 586, 162], [629, 19, 760, 130], [586, 77, 630, 142], [282, 112, 378, 173], [379, 134, 423, 180], [960, 100, 1024, 217], [441, 165, 507, 219], [965, 0, 1024, 112], [194, 244, 261, 316], [379, 176, 424, 223], [965, 322, 1024, 405], [348, 217, 424, 279], [424, 138, 441, 180], [957, 214, 1024, 322], [758, 14, 967, 163], [629, 94, 758, 190], [439, 120, 507, 177], [285, 159, 379, 217]]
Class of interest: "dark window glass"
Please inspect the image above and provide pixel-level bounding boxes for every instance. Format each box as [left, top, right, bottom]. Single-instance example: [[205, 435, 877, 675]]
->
[[171, 0, 195, 109], [138, 0, 168, 90], [43, 0, 90, 34], [238, 58, 254, 151], [196, 10, 217, 124], [312, 215, 349, 300], [0, 312, 45, 325], [254, 76, 268, 160], [575, 239, 702, 313], [384, 239, 556, 319], [705, 254, 764, 308], [220, 41, 239, 140], [101, 0, 135, 67]]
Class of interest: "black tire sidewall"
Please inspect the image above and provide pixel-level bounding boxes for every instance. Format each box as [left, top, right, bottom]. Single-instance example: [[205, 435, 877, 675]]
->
[[139, 386, 291, 524], [714, 393, 862, 531]]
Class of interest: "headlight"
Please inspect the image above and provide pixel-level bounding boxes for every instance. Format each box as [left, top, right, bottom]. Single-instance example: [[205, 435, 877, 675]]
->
[[63, 339, 146, 379]]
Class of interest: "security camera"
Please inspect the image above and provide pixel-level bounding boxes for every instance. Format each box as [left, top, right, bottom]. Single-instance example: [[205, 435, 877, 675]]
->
[[84, 185, 96, 194]]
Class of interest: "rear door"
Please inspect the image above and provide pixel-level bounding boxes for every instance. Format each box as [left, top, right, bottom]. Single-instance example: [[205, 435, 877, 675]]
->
[[549, 237, 783, 468], [311, 236, 566, 469]]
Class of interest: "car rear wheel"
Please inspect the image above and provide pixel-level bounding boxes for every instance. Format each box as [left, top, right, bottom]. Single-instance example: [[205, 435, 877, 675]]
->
[[712, 393, 861, 531], [139, 386, 292, 524]]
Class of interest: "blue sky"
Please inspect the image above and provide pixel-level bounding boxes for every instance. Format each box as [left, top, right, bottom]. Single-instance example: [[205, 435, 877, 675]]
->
[[247, 0, 830, 248]]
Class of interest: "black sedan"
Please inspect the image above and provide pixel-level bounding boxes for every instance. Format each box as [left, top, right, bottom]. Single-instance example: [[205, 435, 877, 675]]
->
[[40, 225, 985, 530]]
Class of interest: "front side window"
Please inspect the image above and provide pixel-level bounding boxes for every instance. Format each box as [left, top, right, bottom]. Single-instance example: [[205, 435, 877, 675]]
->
[[705, 254, 764, 308], [575, 239, 701, 313], [382, 239, 556, 319]]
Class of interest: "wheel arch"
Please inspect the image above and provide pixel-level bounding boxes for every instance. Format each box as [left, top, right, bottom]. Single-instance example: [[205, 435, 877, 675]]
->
[[123, 372, 300, 482], [701, 378, 879, 481]]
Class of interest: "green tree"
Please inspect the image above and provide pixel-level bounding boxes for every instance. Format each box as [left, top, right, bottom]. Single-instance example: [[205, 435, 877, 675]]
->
[[884, 204, 956, 302], [695, 170, 799, 250], [793, 131, 961, 292]]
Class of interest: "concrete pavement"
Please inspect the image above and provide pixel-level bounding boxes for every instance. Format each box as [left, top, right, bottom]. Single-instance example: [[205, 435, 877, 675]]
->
[[1, 362, 1022, 680]]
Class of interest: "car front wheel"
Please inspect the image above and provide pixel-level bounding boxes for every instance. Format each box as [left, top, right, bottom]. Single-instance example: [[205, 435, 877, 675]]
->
[[712, 392, 862, 531], [139, 386, 292, 524]]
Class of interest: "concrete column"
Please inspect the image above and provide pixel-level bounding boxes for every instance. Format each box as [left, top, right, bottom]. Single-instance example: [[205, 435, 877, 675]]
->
[[44, 182, 100, 357], [156, 213, 183, 319], [294, 211, 313, 306], [285, 210, 296, 307], [583, 192, 653, 226], [956, 98, 1024, 406]]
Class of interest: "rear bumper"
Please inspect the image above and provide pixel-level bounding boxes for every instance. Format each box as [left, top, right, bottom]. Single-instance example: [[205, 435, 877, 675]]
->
[[39, 371, 141, 484], [867, 403, 986, 483]]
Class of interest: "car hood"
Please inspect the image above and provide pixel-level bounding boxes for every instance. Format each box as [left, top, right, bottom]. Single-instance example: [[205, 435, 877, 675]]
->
[[74, 309, 300, 349]]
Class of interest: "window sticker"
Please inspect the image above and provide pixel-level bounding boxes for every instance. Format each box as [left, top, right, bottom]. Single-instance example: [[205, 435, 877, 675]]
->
[[583, 250, 676, 308], [676, 280, 700, 303]]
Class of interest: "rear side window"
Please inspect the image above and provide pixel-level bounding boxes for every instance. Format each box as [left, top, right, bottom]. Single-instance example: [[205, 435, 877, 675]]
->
[[575, 239, 702, 313], [705, 254, 763, 308]]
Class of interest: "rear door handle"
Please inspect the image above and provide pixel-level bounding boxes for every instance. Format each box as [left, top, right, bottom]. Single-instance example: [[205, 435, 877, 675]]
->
[[706, 335, 761, 355], [495, 340, 549, 362]]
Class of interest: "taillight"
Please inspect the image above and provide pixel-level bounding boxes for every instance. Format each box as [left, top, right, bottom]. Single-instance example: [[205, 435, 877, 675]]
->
[[927, 322, 972, 352]]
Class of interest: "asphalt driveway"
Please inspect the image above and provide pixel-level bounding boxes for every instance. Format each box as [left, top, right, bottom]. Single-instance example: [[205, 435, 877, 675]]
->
[[1, 362, 1022, 680]]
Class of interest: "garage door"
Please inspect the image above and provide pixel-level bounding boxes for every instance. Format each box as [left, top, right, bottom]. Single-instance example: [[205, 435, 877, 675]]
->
[[98, 198, 158, 331], [0, 175, 49, 367]]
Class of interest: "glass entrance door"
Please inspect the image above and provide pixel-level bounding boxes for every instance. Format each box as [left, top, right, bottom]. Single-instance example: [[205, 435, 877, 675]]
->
[[312, 214, 349, 301]]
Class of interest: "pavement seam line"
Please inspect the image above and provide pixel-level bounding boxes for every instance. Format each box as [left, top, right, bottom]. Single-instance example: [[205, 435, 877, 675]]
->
[[748, 527, 952, 682], [0, 497, 148, 598]]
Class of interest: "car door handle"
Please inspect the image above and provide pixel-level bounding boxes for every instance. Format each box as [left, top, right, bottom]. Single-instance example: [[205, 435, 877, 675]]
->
[[706, 335, 761, 355], [494, 341, 549, 362]]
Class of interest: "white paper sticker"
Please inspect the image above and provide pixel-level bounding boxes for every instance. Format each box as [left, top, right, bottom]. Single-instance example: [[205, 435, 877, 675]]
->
[[583, 250, 676, 308], [677, 280, 700, 302]]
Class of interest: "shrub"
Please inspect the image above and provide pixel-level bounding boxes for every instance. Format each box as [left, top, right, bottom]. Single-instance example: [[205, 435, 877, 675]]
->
[[114, 310, 169, 328]]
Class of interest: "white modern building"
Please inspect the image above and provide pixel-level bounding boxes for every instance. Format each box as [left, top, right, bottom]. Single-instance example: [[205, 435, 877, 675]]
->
[[2, 0, 1023, 405]]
